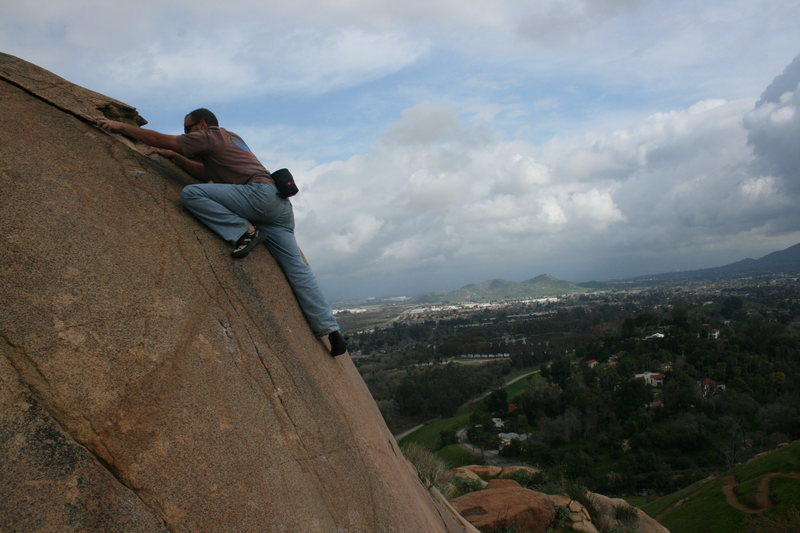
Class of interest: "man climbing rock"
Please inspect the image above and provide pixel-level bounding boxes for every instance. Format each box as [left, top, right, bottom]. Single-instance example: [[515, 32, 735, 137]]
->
[[96, 109, 348, 356]]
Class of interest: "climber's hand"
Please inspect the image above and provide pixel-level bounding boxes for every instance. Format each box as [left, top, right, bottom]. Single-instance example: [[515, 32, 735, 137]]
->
[[95, 117, 125, 133]]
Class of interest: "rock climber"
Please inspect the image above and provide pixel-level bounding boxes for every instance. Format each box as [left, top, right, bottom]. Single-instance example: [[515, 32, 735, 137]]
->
[[95, 108, 347, 356]]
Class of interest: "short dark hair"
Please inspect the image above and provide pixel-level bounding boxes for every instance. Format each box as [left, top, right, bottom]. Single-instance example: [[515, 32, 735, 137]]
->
[[186, 108, 219, 127]]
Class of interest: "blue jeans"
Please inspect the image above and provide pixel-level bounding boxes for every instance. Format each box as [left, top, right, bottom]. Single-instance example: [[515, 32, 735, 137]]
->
[[180, 182, 340, 336]]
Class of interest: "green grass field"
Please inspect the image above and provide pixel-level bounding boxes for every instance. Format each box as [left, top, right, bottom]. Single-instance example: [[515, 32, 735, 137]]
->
[[734, 444, 800, 480], [639, 477, 714, 519], [506, 370, 540, 400], [399, 410, 470, 449], [642, 440, 800, 533], [768, 476, 800, 516], [436, 444, 481, 468], [733, 476, 760, 508], [655, 478, 746, 533]]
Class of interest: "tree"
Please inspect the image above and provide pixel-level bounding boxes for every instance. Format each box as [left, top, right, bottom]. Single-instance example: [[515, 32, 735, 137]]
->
[[549, 357, 572, 389], [671, 306, 689, 331], [721, 296, 744, 319], [439, 428, 458, 447], [613, 379, 651, 419], [485, 388, 508, 415]]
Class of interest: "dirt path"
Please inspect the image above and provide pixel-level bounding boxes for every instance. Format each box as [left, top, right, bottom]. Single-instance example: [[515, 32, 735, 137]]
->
[[657, 472, 800, 521], [721, 473, 800, 514]]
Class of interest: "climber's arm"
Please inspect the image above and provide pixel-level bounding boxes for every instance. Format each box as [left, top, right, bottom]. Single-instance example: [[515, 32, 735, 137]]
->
[[148, 148, 208, 181], [95, 118, 181, 152]]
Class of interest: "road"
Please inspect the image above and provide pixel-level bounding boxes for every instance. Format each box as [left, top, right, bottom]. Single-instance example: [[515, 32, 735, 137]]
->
[[463, 369, 539, 408]]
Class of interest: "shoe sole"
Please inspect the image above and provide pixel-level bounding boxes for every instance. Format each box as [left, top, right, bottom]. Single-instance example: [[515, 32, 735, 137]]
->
[[231, 232, 265, 258]]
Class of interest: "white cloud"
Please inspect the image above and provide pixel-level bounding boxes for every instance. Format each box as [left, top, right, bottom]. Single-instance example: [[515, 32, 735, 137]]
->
[[289, 78, 800, 299], [745, 55, 800, 195], [739, 176, 780, 202], [1, 1, 430, 105], [249, 28, 430, 95], [101, 27, 428, 101]]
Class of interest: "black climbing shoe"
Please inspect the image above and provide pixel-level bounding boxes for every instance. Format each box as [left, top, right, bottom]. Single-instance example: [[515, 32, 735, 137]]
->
[[231, 228, 264, 258], [329, 331, 348, 357]]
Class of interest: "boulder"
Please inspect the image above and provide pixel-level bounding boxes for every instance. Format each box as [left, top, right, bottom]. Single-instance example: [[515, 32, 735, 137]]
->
[[584, 492, 669, 533], [452, 484, 555, 533], [460, 464, 504, 478], [448, 467, 488, 487], [500, 465, 541, 477], [547, 494, 572, 507], [0, 52, 476, 533], [450, 467, 485, 481], [570, 520, 600, 533], [485, 479, 522, 490]]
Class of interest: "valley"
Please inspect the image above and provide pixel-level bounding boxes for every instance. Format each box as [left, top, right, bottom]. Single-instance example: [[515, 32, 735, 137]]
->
[[335, 273, 800, 530]]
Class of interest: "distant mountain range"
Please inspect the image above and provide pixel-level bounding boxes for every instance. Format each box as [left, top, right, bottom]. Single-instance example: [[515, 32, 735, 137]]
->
[[412, 242, 800, 304], [413, 274, 591, 304], [587, 241, 800, 288]]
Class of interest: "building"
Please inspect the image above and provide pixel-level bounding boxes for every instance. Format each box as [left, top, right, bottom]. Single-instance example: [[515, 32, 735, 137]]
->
[[635, 372, 666, 387], [698, 378, 726, 398]]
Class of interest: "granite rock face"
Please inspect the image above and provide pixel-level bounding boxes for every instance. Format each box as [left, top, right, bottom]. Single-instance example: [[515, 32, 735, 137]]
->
[[0, 52, 476, 533], [451, 480, 555, 533], [584, 492, 669, 533]]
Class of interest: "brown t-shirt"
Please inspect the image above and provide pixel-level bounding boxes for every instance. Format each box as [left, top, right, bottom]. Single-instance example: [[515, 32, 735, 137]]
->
[[178, 127, 270, 184]]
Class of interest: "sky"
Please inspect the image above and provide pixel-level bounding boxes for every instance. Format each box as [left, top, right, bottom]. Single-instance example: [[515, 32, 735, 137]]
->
[[3, 0, 800, 302]]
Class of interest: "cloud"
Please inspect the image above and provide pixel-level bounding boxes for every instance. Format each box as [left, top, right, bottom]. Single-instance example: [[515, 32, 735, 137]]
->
[[382, 102, 466, 147], [293, 102, 631, 279], [101, 27, 428, 102], [515, 0, 645, 45], [235, 27, 430, 96], [288, 78, 800, 299], [745, 55, 800, 195], [1, 1, 429, 105]]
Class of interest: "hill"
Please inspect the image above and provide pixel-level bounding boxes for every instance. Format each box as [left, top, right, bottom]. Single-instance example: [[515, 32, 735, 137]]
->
[[0, 53, 473, 532], [642, 440, 800, 532], [415, 273, 591, 303], [584, 242, 800, 288], [392, 242, 800, 305]]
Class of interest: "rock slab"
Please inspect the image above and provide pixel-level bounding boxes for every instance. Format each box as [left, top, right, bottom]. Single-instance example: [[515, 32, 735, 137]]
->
[[0, 52, 476, 533]]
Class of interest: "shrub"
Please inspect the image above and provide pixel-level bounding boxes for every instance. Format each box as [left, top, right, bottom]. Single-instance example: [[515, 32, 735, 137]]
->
[[502, 468, 547, 489], [450, 476, 484, 497], [439, 428, 458, 447], [402, 442, 448, 490], [566, 482, 589, 503], [552, 505, 571, 529], [435, 444, 482, 468], [613, 503, 639, 524]]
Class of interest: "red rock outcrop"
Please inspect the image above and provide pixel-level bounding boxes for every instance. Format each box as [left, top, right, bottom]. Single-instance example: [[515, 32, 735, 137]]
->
[[448, 465, 669, 533], [457, 464, 540, 479], [452, 480, 555, 533], [0, 52, 476, 533]]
